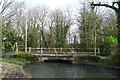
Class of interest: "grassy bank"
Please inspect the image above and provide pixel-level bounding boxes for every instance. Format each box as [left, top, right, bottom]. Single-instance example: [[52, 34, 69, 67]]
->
[[0, 58, 30, 67], [0, 57, 31, 78]]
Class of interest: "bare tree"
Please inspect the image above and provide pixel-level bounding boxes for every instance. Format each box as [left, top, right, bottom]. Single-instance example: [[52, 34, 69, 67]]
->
[[37, 5, 49, 48], [0, 0, 14, 14], [77, 3, 102, 49]]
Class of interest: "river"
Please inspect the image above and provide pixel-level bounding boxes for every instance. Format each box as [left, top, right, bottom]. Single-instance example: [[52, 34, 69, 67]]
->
[[24, 61, 120, 78]]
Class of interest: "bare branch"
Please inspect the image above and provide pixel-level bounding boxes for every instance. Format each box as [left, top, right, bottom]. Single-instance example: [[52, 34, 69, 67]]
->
[[1, 2, 12, 14], [91, 2, 118, 12], [0, 0, 14, 14]]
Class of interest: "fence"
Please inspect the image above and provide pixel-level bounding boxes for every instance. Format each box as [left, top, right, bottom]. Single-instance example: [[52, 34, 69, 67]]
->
[[18, 47, 100, 56]]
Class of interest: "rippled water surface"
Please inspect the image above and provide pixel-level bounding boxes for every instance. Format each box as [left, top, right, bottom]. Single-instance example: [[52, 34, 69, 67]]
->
[[24, 62, 120, 78]]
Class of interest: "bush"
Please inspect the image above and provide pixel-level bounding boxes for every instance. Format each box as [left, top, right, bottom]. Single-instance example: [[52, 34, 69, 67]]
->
[[99, 58, 112, 67], [14, 54, 39, 61], [111, 53, 120, 67], [1, 55, 10, 58], [99, 54, 120, 68], [102, 36, 118, 56]]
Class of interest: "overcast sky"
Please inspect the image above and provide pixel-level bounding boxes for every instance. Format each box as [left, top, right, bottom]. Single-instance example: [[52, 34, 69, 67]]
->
[[17, 0, 80, 9], [16, 0, 114, 10]]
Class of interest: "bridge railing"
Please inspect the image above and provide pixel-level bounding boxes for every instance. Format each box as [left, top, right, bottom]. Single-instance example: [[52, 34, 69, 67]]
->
[[18, 48, 100, 56]]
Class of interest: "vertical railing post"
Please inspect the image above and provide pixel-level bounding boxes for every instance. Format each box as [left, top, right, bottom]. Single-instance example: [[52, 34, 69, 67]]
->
[[70, 48, 72, 53], [70, 48, 74, 54], [49, 47, 50, 53], [54, 48, 57, 56], [41, 47, 42, 55], [28, 47, 31, 53], [61, 47, 62, 53], [16, 47, 18, 54], [73, 47, 74, 53], [94, 47, 97, 56], [69, 48, 70, 53], [37, 47, 39, 51], [98, 48, 100, 54]]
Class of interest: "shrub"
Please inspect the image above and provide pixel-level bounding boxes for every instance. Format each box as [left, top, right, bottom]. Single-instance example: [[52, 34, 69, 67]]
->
[[102, 36, 118, 56], [1, 55, 7, 58], [99, 54, 120, 68], [111, 53, 120, 67], [99, 58, 112, 67], [14, 54, 39, 61]]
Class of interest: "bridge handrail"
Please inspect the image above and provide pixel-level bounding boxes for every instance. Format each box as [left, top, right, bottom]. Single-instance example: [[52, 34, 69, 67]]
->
[[19, 48, 100, 50], [18, 47, 100, 55]]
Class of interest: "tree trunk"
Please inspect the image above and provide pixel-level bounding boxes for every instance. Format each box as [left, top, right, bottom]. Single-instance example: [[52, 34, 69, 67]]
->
[[25, 20, 27, 52], [117, 10, 120, 54]]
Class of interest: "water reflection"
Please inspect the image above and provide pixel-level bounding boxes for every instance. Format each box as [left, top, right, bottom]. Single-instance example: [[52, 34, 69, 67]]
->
[[24, 62, 120, 78]]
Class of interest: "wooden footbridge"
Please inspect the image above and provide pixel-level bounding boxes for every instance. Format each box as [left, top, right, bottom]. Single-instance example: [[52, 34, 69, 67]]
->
[[19, 48, 100, 55], [13, 48, 100, 64]]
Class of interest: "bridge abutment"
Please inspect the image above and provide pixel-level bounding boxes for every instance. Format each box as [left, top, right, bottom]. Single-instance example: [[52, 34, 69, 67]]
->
[[38, 55, 100, 65]]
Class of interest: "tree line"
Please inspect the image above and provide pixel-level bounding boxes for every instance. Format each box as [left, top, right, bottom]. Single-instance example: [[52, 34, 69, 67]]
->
[[1, 0, 118, 55]]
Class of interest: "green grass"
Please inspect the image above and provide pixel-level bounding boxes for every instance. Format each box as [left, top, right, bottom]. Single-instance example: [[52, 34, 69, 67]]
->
[[0, 58, 30, 67]]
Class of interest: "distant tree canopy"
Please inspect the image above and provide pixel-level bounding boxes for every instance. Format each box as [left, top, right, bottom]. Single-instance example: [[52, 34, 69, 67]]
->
[[1, 1, 118, 56]]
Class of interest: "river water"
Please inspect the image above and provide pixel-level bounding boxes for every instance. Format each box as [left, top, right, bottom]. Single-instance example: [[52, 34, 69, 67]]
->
[[24, 62, 120, 78]]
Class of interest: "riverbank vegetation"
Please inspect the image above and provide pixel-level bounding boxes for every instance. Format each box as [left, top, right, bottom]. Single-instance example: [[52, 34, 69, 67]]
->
[[0, 57, 30, 67], [0, 57, 31, 78], [0, 62, 31, 78], [14, 54, 39, 61], [99, 54, 120, 69]]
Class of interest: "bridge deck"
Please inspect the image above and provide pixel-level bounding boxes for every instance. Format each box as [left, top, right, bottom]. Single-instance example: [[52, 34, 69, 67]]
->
[[5, 52, 96, 57]]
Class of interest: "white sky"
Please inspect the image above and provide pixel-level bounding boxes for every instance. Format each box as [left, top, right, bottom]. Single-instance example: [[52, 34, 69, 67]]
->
[[17, 0, 80, 10], [16, 0, 115, 12], [16, 0, 114, 7]]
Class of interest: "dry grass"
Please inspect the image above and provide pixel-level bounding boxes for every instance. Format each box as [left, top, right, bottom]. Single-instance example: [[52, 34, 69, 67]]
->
[[0, 62, 31, 79]]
